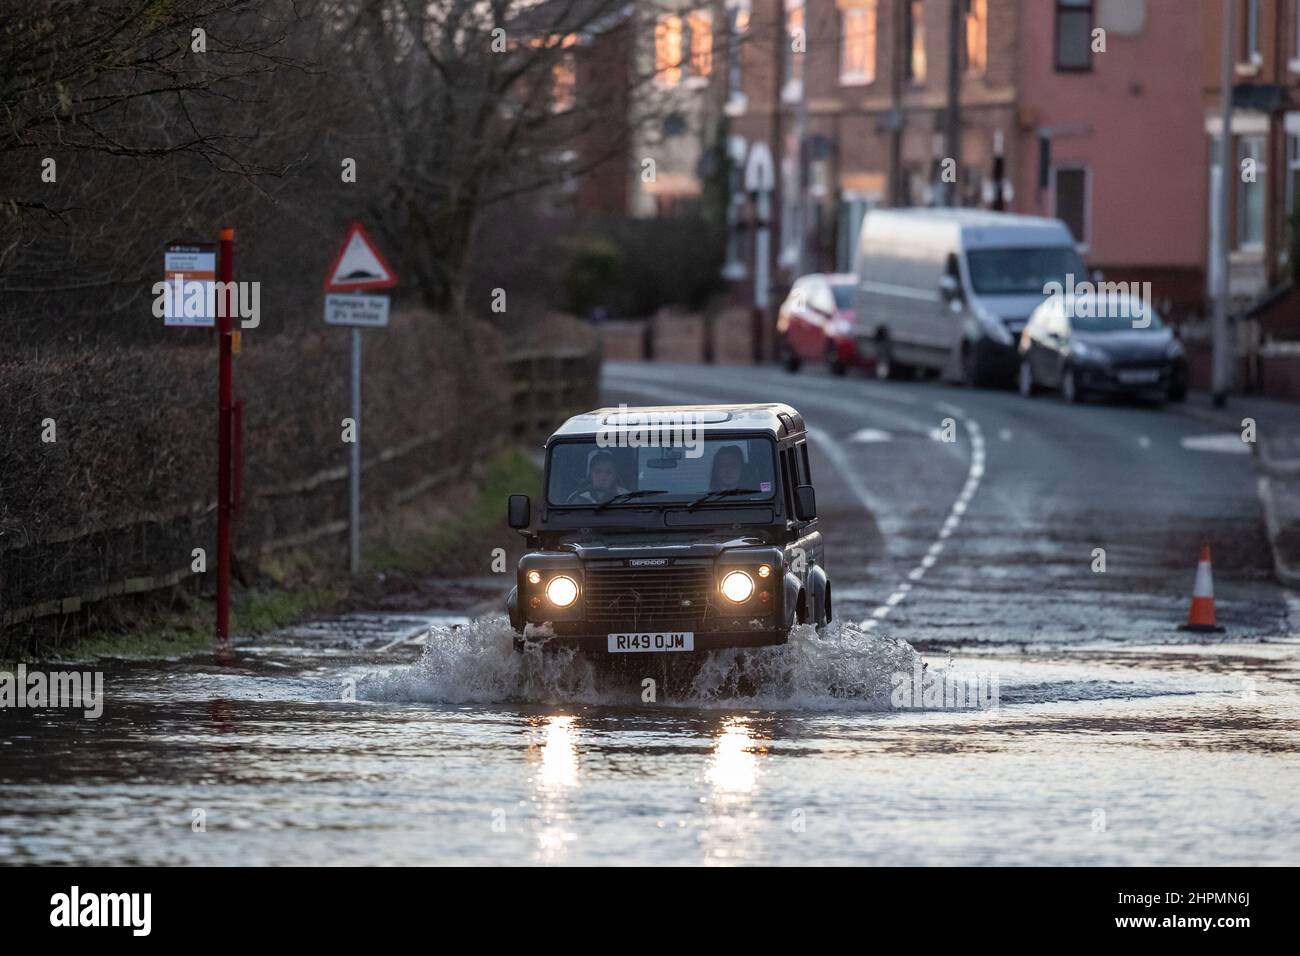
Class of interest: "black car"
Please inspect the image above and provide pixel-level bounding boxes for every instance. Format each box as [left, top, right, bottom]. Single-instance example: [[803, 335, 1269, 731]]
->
[[1016, 294, 1187, 403], [505, 403, 831, 655]]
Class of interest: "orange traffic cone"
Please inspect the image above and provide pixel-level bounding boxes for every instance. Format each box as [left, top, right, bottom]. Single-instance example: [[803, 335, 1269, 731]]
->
[[1179, 545, 1225, 633]]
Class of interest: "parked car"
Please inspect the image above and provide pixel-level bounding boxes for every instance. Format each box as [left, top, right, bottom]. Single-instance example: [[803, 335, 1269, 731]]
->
[[505, 403, 832, 655], [851, 209, 1085, 387], [1016, 293, 1188, 403], [776, 273, 869, 375]]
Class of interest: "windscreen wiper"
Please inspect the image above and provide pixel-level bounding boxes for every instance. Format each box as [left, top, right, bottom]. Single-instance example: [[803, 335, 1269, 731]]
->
[[686, 488, 759, 510], [593, 489, 668, 512]]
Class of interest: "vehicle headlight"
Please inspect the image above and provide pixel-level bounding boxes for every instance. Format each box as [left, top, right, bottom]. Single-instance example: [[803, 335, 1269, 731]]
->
[[1072, 341, 1109, 365], [720, 570, 755, 604], [974, 305, 1012, 345], [545, 575, 579, 608]]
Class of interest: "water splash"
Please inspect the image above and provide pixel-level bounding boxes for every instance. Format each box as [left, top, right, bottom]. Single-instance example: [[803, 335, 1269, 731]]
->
[[359, 617, 924, 711]]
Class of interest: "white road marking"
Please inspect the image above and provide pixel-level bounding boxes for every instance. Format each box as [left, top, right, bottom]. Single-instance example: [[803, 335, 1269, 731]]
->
[[863, 406, 985, 630], [1180, 433, 1252, 455], [1138, 435, 1151, 449], [849, 427, 893, 443]]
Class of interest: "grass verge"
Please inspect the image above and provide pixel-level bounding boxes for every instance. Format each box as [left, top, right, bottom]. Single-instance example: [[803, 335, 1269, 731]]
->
[[12, 449, 539, 664]]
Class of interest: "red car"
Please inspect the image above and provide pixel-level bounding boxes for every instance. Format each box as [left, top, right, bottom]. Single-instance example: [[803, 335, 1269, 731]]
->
[[776, 273, 868, 375]]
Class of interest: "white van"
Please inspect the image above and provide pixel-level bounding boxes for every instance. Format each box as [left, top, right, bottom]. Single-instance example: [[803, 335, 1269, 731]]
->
[[852, 209, 1085, 386]]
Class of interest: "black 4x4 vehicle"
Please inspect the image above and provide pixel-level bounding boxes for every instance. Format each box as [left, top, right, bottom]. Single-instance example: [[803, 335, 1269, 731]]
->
[[506, 403, 831, 655]]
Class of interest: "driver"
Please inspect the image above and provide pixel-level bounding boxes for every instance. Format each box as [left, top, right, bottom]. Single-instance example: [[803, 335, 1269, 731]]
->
[[567, 452, 630, 504], [709, 445, 746, 491]]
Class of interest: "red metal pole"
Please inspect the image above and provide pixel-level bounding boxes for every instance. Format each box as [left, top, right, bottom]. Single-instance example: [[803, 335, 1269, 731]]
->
[[233, 399, 243, 524], [217, 227, 234, 642]]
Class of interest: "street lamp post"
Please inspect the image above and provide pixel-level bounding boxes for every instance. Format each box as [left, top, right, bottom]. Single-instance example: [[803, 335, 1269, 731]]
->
[[1212, 0, 1237, 408]]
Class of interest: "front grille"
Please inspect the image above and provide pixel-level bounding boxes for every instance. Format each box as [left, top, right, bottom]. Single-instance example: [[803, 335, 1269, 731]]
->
[[583, 564, 715, 628], [1112, 358, 1167, 371]]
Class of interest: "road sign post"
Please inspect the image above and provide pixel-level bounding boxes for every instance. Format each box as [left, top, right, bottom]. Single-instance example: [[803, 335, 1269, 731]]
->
[[323, 223, 398, 576], [217, 228, 234, 641]]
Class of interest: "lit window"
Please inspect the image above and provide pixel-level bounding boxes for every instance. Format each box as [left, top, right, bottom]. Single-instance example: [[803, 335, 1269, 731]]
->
[[552, 52, 575, 113], [965, 0, 987, 74], [656, 15, 683, 87], [688, 10, 713, 77], [906, 0, 926, 82], [840, 0, 877, 85]]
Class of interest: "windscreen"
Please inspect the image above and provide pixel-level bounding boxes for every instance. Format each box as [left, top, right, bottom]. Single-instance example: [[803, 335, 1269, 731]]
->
[[1070, 309, 1164, 333], [547, 437, 778, 507], [966, 246, 1086, 295]]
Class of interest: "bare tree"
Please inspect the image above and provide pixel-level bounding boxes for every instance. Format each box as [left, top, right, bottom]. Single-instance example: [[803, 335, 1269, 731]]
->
[[333, 0, 680, 312], [0, 0, 320, 340]]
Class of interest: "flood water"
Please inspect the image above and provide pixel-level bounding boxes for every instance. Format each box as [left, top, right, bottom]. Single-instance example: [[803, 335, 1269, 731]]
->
[[3, 614, 1298, 866]]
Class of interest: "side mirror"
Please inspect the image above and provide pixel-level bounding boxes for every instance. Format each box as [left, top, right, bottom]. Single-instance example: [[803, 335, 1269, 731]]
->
[[794, 484, 817, 522], [507, 494, 531, 530], [938, 273, 962, 303]]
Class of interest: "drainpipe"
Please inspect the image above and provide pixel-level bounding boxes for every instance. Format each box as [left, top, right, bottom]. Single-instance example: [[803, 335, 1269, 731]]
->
[[1212, 0, 1236, 407]]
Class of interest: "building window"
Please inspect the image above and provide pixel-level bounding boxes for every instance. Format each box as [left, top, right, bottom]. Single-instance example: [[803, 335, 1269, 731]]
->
[[656, 15, 683, 87], [1053, 166, 1088, 246], [905, 0, 926, 83], [1294, 1, 1300, 67], [964, 0, 987, 74], [1242, 0, 1262, 65], [552, 52, 576, 113], [1054, 0, 1092, 71], [785, 2, 806, 97], [840, 0, 877, 84], [1237, 135, 1267, 249], [1288, 132, 1300, 223], [687, 9, 713, 78], [726, 1, 750, 113]]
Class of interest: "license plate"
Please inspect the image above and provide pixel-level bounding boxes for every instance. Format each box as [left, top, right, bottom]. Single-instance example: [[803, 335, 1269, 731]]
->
[[607, 632, 695, 653], [1118, 369, 1159, 385]]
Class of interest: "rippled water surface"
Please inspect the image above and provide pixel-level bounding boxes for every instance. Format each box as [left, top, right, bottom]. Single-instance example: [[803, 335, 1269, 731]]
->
[[3, 614, 1298, 865]]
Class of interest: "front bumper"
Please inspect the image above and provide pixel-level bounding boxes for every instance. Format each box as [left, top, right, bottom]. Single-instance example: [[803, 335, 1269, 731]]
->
[[832, 335, 873, 369], [1076, 360, 1180, 395], [518, 626, 791, 653], [972, 336, 1020, 380]]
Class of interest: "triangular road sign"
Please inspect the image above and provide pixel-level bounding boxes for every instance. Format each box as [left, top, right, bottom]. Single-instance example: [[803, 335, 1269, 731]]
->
[[324, 222, 398, 292]]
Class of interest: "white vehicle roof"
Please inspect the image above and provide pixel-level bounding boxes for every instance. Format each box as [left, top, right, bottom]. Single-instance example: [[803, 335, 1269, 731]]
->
[[860, 208, 1075, 250]]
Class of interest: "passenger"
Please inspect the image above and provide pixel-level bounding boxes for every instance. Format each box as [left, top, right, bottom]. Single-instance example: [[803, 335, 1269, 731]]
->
[[709, 445, 747, 491], [567, 452, 630, 503]]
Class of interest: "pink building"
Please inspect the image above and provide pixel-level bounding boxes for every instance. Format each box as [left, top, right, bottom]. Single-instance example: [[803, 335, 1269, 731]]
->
[[1014, 0, 1209, 317]]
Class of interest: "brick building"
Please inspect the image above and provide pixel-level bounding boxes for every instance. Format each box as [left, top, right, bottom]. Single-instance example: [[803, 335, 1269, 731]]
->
[[715, 0, 1212, 327]]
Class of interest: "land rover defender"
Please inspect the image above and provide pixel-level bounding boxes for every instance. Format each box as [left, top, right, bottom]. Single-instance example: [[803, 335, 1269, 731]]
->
[[505, 403, 831, 655]]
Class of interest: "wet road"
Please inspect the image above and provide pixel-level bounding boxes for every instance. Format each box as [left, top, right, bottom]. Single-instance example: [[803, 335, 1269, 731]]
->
[[2, 361, 1298, 865]]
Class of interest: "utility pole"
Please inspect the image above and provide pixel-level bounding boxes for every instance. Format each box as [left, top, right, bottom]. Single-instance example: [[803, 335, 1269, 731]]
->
[[887, 0, 905, 206], [1212, 0, 1236, 408], [216, 227, 234, 642], [944, 0, 963, 206], [794, 32, 809, 275]]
